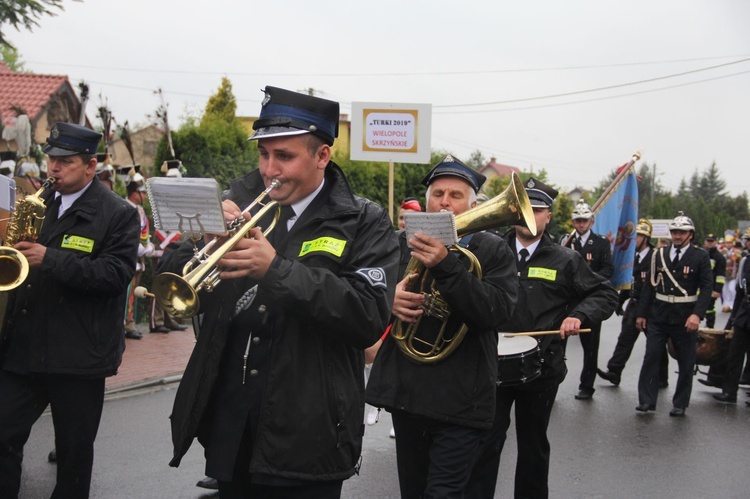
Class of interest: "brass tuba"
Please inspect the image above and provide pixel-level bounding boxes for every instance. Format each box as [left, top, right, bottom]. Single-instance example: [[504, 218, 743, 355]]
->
[[152, 179, 281, 319], [391, 172, 537, 364], [0, 177, 56, 291]]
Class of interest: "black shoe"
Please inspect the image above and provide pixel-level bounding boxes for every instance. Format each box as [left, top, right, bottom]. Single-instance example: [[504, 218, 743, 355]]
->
[[596, 369, 621, 386], [669, 406, 686, 417], [196, 476, 218, 490], [47, 449, 57, 463], [738, 377, 750, 386], [713, 393, 737, 403], [125, 330, 143, 340], [150, 326, 170, 333], [697, 378, 721, 388], [575, 390, 593, 400], [168, 324, 189, 331], [659, 380, 669, 389], [636, 403, 656, 412]]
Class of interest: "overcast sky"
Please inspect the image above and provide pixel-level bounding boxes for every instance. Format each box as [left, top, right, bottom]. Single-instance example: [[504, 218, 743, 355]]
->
[[9, 0, 750, 196]]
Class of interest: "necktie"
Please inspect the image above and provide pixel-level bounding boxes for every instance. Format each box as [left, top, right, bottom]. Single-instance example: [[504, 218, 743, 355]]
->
[[673, 248, 682, 269], [573, 237, 582, 252], [273, 205, 295, 244], [517, 248, 529, 272], [47, 195, 62, 224], [635, 253, 641, 266]]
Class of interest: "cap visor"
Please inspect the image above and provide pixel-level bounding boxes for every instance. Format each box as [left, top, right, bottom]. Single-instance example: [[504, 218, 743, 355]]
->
[[529, 201, 550, 208], [43, 145, 80, 157], [248, 126, 311, 141]]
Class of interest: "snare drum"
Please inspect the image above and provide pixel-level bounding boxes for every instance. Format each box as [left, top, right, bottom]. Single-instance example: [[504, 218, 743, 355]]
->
[[496, 335, 542, 386]]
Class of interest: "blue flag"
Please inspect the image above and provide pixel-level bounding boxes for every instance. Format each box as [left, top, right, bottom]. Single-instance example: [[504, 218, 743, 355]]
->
[[592, 165, 639, 290]]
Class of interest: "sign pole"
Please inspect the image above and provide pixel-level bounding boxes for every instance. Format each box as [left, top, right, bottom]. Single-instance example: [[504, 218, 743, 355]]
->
[[389, 161, 395, 225]]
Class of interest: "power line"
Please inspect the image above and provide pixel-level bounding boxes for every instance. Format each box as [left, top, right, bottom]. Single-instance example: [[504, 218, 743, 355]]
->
[[25, 54, 750, 77], [435, 58, 750, 108], [434, 69, 750, 114]]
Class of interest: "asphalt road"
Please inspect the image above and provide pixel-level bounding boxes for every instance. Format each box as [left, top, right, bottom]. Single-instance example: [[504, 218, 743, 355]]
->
[[18, 309, 749, 498]]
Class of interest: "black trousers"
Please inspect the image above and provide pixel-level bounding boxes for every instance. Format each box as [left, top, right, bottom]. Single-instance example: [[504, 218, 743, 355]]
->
[[705, 297, 718, 328], [638, 322, 697, 409], [391, 410, 488, 499], [721, 324, 750, 396], [578, 321, 602, 392], [606, 299, 669, 382], [466, 377, 560, 499], [0, 370, 105, 499]]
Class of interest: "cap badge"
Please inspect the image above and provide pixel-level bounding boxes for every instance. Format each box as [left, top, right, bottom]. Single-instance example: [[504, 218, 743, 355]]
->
[[50, 125, 60, 140], [261, 92, 271, 107], [527, 179, 536, 188], [443, 154, 456, 163]]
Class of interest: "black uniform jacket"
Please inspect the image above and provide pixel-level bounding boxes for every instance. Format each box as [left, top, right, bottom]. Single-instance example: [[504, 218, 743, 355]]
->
[[503, 233, 617, 381], [565, 230, 614, 279], [165, 164, 400, 482], [618, 244, 654, 306], [637, 243, 713, 325], [707, 246, 726, 295], [366, 230, 519, 430], [0, 177, 140, 377], [729, 256, 750, 329]]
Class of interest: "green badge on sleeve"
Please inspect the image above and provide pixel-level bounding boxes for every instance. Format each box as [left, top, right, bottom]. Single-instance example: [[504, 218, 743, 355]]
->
[[61, 235, 95, 253], [298, 237, 347, 258], [527, 267, 557, 281]]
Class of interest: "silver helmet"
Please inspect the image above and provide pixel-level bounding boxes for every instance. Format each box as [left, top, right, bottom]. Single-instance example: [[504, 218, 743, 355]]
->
[[668, 211, 695, 232], [571, 199, 594, 220]]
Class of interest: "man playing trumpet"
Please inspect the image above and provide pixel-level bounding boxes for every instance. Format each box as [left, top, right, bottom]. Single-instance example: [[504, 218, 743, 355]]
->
[[160, 87, 399, 497]]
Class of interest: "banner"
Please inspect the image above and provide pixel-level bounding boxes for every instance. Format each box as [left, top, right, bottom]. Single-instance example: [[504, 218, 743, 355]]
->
[[592, 164, 639, 290]]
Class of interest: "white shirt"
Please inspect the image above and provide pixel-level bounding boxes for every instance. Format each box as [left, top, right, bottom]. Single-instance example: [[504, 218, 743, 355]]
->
[[285, 178, 325, 231], [515, 238, 542, 260]]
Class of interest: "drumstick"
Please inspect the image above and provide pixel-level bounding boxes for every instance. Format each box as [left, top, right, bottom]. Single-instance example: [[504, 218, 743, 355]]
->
[[502, 328, 592, 337]]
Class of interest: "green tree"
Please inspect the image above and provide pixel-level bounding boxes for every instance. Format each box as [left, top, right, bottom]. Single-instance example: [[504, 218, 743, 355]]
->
[[0, 0, 65, 48], [466, 149, 485, 170], [154, 78, 258, 189], [202, 77, 237, 125], [0, 43, 25, 70]]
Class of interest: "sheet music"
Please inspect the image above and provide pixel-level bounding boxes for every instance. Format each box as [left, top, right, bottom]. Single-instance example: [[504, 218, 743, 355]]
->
[[403, 211, 458, 247], [146, 177, 226, 237]]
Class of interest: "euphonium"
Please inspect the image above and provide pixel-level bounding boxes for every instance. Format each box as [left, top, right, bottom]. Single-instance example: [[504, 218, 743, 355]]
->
[[0, 177, 56, 291], [152, 179, 281, 318], [391, 172, 537, 364]]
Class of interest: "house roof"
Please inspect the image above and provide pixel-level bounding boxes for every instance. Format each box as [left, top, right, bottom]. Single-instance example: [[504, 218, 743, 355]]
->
[[479, 157, 521, 178], [0, 61, 69, 126]]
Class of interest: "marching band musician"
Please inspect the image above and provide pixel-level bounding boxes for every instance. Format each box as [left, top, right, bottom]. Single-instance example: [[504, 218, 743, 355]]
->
[[711, 228, 750, 405], [564, 199, 614, 400], [598, 219, 669, 388], [635, 211, 713, 417], [160, 87, 399, 497], [366, 155, 519, 499], [702, 233, 726, 329], [467, 177, 617, 499], [0, 123, 140, 498]]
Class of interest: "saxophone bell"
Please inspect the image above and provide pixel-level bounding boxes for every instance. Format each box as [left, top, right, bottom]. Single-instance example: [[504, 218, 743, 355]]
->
[[0, 177, 56, 291]]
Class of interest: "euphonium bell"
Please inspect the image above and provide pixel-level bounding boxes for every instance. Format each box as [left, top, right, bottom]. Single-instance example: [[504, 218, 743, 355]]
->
[[391, 172, 536, 364], [152, 179, 281, 318]]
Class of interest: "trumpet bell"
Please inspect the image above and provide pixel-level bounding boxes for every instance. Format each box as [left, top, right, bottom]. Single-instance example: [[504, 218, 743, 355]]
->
[[152, 272, 200, 318], [0, 248, 30, 292]]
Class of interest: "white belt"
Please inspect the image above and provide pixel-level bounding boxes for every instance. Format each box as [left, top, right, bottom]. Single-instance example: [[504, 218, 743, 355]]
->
[[655, 293, 698, 304]]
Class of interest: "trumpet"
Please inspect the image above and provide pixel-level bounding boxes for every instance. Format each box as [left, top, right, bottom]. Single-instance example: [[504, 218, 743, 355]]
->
[[152, 179, 281, 318]]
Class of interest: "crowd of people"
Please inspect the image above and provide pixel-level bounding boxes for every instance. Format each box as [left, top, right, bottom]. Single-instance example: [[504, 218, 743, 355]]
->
[[0, 88, 748, 498]]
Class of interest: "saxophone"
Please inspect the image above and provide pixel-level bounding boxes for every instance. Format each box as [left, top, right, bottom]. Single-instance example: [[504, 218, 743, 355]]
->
[[0, 177, 56, 291]]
